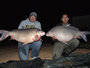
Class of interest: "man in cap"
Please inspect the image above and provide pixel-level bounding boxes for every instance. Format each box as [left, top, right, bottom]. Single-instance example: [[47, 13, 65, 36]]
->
[[18, 12, 42, 60]]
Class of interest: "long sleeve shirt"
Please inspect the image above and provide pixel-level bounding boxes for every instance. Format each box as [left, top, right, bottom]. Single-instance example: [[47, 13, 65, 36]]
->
[[18, 18, 42, 30]]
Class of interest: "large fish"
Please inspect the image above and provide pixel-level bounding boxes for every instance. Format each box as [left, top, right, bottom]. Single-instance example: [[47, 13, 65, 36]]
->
[[46, 26, 90, 43], [0, 28, 45, 45]]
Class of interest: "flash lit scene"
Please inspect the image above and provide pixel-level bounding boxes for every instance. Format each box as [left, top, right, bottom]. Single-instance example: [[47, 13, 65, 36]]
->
[[0, 0, 90, 68]]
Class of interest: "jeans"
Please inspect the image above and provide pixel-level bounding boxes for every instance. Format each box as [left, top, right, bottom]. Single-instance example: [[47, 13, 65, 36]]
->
[[18, 40, 42, 60]]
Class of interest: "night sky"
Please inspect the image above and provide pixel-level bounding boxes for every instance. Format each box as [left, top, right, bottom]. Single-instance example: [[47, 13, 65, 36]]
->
[[0, 0, 90, 31], [0, 0, 90, 44]]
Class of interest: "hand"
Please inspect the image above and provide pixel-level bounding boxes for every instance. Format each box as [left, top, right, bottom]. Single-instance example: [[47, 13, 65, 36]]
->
[[33, 35, 41, 41], [52, 36, 57, 40], [74, 35, 78, 39]]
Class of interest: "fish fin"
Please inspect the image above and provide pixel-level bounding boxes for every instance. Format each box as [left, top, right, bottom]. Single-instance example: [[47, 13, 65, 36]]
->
[[64, 42, 69, 45], [10, 36, 16, 40], [62, 41, 69, 45], [22, 43, 27, 45], [81, 34, 87, 42], [0, 30, 9, 41]]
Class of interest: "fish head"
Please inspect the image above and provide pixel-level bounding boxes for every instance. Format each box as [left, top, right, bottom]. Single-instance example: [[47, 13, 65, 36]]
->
[[46, 32, 53, 37], [37, 30, 45, 37]]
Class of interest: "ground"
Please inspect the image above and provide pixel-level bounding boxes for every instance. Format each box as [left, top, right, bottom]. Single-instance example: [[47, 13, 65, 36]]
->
[[0, 43, 90, 63]]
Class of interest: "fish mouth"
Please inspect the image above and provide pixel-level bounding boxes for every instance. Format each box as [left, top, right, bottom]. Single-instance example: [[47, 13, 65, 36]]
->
[[43, 32, 45, 36], [43, 32, 45, 35], [40, 31, 45, 36], [46, 33, 49, 36]]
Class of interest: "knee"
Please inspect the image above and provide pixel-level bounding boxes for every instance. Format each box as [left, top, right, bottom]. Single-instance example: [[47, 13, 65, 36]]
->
[[72, 39, 79, 46], [18, 50, 28, 60], [74, 39, 79, 46]]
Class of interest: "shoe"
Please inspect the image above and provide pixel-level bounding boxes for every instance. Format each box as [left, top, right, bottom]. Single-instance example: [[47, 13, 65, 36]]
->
[[31, 57, 37, 60], [62, 52, 70, 57]]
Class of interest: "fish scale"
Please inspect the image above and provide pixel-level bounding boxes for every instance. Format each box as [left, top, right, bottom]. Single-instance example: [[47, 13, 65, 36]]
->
[[0, 28, 45, 45], [46, 26, 90, 43]]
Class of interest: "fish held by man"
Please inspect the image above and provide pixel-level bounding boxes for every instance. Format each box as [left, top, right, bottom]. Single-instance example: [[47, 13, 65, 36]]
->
[[46, 26, 90, 44], [0, 28, 45, 45]]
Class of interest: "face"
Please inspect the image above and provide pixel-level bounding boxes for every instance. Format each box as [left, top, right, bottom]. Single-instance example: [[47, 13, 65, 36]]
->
[[29, 16, 36, 22], [61, 14, 69, 24]]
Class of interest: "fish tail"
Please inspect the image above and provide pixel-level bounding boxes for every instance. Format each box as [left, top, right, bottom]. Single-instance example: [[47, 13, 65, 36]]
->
[[0, 30, 9, 41], [84, 31, 90, 35], [80, 31, 90, 42]]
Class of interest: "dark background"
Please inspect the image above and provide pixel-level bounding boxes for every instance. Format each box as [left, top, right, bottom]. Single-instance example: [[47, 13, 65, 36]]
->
[[0, 0, 90, 44]]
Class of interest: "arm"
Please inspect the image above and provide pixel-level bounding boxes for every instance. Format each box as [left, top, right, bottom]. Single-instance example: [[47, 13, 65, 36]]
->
[[36, 22, 42, 30], [18, 21, 25, 29]]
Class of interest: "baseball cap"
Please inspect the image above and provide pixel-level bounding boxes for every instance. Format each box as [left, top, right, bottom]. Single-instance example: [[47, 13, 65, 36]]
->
[[30, 12, 37, 18]]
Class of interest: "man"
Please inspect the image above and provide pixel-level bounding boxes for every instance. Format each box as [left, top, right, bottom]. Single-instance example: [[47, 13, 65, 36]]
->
[[52, 14, 79, 59], [18, 12, 42, 60]]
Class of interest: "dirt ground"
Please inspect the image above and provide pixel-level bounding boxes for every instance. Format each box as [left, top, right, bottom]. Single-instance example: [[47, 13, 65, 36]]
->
[[0, 43, 90, 63]]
